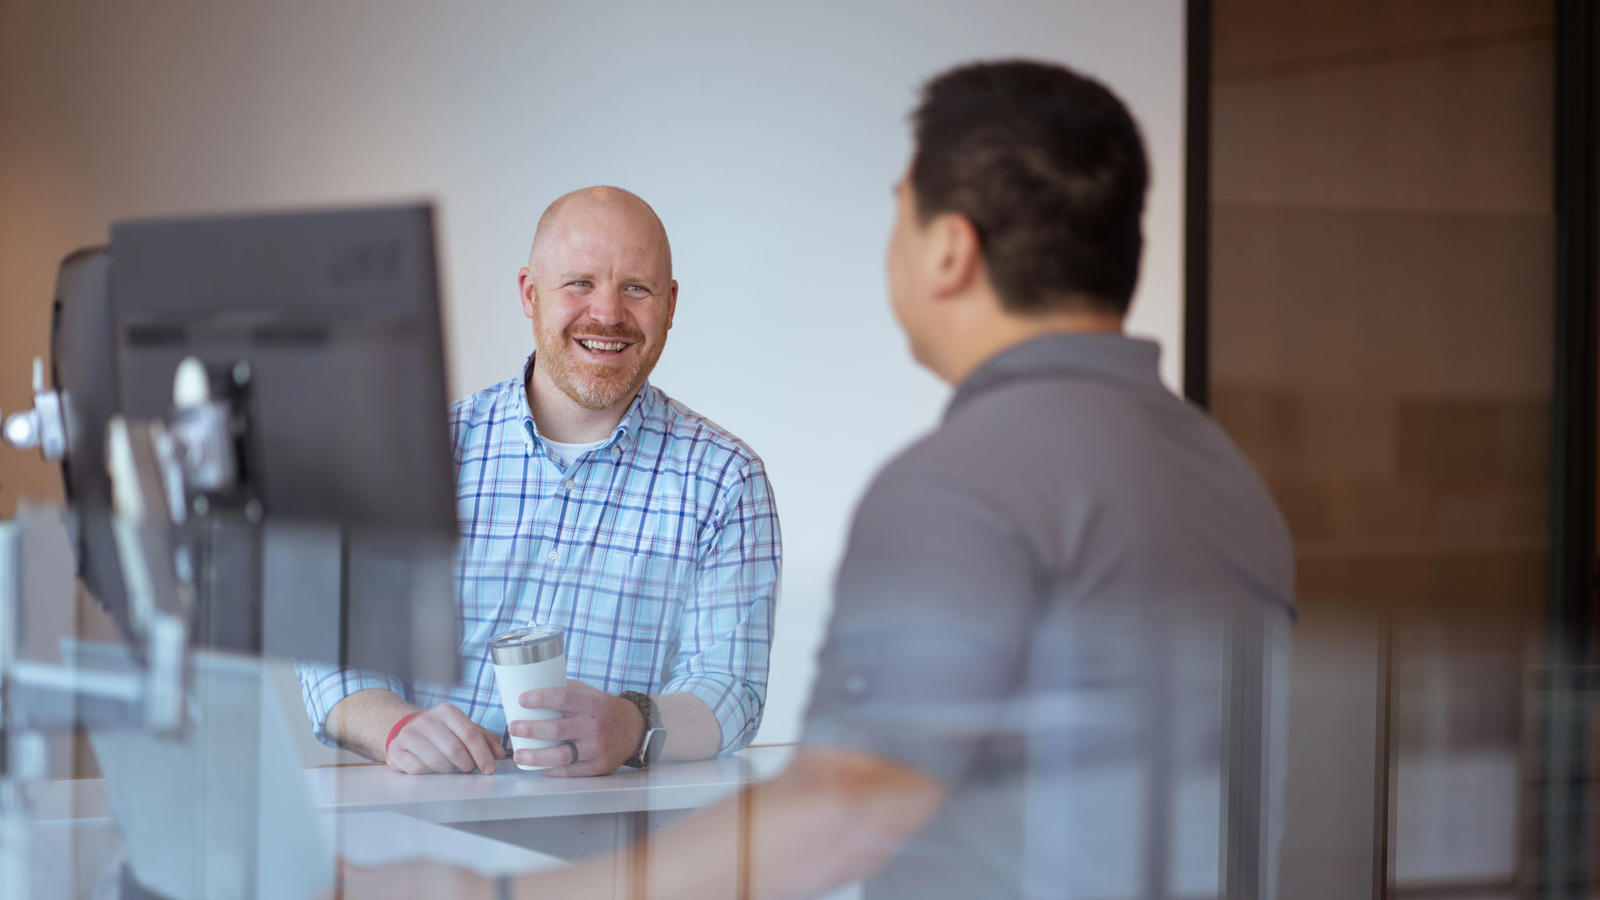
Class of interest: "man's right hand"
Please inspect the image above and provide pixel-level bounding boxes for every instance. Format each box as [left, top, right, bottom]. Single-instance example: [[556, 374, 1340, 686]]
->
[[384, 703, 506, 775]]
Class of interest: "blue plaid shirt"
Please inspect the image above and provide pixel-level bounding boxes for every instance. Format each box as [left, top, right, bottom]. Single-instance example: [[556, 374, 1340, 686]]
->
[[297, 361, 781, 755]]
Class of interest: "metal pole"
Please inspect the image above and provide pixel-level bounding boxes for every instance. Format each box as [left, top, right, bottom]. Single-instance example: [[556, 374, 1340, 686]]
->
[[0, 520, 33, 900], [1545, 0, 1599, 895]]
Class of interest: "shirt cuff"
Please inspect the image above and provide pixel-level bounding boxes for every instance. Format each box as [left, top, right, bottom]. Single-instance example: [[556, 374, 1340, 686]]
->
[[660, 673, 764, 756], [294, 662, 408, 748]]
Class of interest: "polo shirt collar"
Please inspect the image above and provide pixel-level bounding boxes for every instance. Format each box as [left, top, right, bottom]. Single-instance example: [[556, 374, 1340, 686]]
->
[[515, 353, 654, 457], [948, 333, 1164, 417]]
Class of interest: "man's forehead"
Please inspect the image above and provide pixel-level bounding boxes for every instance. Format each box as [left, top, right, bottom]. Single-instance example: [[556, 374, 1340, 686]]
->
[[544, 228, 665, 267], [530, 188, 673, 277]]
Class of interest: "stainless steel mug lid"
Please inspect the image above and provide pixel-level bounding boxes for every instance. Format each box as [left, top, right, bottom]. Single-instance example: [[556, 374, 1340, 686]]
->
[[490, 625, 564, 665]]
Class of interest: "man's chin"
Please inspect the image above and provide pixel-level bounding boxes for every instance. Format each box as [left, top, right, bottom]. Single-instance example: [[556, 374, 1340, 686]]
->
[[562, 375, 640, 412]]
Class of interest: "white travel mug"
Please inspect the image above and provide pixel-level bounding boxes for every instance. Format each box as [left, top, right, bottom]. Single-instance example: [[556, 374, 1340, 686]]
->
[[490, 626, 567, 771]]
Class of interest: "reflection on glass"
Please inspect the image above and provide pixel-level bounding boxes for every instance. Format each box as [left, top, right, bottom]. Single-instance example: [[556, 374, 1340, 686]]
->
[[1211, 1, 1558, 897]]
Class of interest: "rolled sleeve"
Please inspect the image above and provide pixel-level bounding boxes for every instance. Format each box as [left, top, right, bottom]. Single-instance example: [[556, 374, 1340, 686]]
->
[[802, 464, 1038, 783], [661, 458, 781, 755], [293, 661, 409, 748]]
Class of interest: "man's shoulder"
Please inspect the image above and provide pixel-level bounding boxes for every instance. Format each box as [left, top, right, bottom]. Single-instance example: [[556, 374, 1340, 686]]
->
[[641, 386, 765, 478], [853, 374, 1177, 516], [853, 426, 958, 509], [449, 378, 522, 430]]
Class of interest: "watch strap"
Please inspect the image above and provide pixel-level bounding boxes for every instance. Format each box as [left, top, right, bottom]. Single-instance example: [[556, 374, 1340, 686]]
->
[[620, 690, 664, 768]]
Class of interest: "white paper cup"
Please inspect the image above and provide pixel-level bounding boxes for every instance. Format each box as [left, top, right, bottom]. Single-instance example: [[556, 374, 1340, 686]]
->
[[490, 626, 567, 771]]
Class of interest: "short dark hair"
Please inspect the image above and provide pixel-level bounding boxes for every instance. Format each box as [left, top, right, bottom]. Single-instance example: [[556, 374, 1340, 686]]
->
[[909, 60, 1149, 316]]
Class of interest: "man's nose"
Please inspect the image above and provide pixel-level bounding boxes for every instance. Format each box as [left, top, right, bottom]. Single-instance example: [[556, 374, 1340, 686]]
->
[[585, 287, 626, 325]]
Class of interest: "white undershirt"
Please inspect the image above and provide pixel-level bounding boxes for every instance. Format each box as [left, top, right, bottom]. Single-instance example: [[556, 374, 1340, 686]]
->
[[542, 437, 606, 469]]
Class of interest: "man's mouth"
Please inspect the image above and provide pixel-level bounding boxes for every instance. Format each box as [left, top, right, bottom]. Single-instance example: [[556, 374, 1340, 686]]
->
[[574, 337, 635, 356]]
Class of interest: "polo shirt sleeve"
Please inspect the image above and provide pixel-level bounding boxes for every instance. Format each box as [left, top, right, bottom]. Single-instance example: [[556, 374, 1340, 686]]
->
[[801, 461, 1039, 784], [293, 660, 410, 748], [661, 457, 782, 755]]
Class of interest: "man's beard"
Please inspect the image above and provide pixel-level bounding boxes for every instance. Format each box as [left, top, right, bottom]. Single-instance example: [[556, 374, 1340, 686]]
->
[[536, 319, 663, 411]]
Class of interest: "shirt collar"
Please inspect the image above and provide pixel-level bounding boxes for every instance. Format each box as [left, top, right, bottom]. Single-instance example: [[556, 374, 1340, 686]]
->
[[515, 353, 655, 458], [947, 333, 1165, 418]]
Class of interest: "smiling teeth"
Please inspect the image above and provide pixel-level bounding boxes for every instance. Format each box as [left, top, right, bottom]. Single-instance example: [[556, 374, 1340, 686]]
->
[[579, 340, 627, 352]]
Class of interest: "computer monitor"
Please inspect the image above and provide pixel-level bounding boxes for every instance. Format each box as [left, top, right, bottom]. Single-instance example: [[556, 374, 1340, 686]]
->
[[111, 205, 456, 531], [50, 204, 459, 684], [50, 246, 128, 637]]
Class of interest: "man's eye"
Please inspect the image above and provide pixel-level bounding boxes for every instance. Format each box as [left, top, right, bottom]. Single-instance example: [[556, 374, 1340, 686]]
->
[[567, 280, 592, 288], [624, 284, 650, 294]]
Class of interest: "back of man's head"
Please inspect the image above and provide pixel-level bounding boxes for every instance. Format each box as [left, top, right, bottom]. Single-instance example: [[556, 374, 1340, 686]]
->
[[910, 60, 1149, 317]]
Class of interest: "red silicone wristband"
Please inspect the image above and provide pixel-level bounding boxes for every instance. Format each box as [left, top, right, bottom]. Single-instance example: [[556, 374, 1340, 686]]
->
[[385, 712, 422, 757]]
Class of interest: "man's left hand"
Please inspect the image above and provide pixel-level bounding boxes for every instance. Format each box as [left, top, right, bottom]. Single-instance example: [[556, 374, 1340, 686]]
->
[[510, 679, 645, 776]]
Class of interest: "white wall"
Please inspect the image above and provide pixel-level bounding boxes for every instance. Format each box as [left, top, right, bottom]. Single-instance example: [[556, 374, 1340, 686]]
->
[[0, 0, 1185, 743]]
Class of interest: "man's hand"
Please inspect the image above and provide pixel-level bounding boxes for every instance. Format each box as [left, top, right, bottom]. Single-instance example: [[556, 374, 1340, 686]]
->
[[386, 702, 506, 775], [509, 679, 645, 776]]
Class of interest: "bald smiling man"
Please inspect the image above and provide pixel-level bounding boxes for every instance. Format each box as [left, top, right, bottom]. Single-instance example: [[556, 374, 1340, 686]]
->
[[297, 187, 782, 776]]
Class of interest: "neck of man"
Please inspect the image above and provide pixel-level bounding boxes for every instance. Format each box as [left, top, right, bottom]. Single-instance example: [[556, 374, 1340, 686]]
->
[[932, 294, 1126, 386], [526, 362, 634, 443]]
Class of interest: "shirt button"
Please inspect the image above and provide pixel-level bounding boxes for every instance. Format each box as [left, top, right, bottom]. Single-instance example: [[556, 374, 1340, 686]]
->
[[547, 551, 558, 561], [563, 480, 575, 491]]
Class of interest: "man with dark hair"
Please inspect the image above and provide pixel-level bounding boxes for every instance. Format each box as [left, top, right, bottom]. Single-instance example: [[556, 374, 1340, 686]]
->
[[906, 58, 1148, 316], [349, 59, 1292, 899]]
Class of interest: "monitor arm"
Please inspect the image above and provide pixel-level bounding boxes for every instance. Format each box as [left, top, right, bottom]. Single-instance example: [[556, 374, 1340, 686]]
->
[[1, 358, 66, 461], [0, 354, 243, 896], [0, 351, 256, 739]]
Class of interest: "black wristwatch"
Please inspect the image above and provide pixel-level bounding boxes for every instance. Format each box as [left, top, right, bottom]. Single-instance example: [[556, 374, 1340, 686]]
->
[[620, 690, 667, 768]]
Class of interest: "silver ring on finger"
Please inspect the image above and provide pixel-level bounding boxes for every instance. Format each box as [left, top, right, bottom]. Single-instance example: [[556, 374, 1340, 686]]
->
[[563, 740, 579, 766]]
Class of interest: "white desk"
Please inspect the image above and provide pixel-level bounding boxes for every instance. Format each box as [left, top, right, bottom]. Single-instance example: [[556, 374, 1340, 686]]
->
[[23, 745, 799, 898], [26, 744, 792, 825], [312, 745, 794, 873], [23, 807, 564, 899], [310, 744, 794, 823]]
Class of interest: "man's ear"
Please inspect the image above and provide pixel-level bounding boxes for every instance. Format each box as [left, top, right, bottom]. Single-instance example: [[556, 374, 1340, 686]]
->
[[518, 267, 537, 319], [927, 213, 982, 300]]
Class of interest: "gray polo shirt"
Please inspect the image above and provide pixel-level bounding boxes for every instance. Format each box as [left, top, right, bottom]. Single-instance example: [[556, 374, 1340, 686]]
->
[[803, 333, 1295, 900]]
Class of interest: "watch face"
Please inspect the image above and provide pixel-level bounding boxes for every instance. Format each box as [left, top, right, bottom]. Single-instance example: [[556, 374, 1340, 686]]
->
[[642, 727, 667, 763]]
